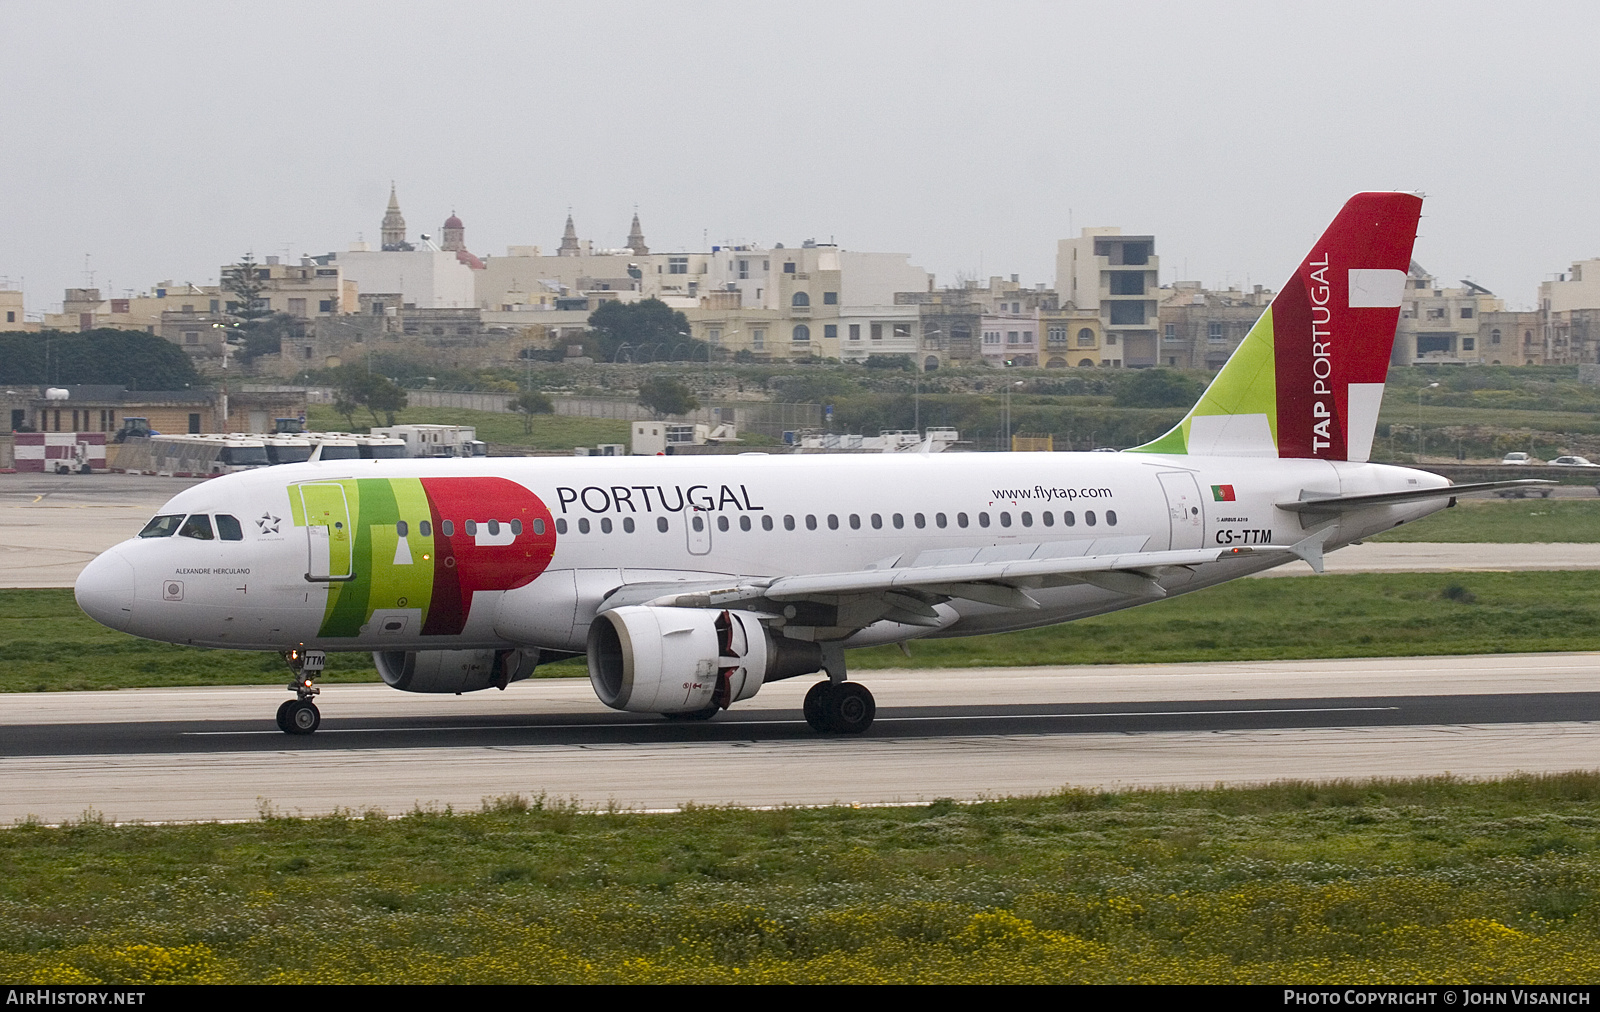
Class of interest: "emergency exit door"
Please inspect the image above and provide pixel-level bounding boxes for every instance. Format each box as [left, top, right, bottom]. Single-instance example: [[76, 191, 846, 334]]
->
[[685, 509, 712, 555]]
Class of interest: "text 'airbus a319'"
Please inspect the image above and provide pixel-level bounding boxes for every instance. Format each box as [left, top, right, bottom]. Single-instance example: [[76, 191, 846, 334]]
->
[[74, 192, 1546, 736]]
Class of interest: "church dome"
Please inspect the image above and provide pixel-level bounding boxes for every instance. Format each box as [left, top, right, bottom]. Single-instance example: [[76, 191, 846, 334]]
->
[[443, 213, 464, 229]]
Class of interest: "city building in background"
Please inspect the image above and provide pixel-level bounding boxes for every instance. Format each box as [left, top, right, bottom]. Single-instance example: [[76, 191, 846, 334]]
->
[[1056, 227, 1159, 367], [12, 183, 1600, 375], [1157, 282, 1275, 370]]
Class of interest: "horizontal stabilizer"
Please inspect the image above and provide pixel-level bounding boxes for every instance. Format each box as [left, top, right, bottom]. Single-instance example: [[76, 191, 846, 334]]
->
[[1277, 480, 1555, 514]]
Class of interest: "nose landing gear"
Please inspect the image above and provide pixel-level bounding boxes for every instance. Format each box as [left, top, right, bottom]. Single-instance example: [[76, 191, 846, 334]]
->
[[278, 648, 325, 735]]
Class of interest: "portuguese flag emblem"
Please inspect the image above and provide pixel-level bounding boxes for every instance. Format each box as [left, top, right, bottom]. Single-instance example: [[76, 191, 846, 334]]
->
[[1211, 484, 1236, 501]]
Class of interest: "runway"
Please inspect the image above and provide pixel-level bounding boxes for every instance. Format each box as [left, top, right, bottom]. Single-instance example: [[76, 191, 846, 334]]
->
[[4, 653, 1598, 823]]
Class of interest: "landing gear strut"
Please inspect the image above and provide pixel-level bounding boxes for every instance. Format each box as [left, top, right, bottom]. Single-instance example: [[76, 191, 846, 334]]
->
[[278, 647, 324, 735], [803, 680, 876, 734]]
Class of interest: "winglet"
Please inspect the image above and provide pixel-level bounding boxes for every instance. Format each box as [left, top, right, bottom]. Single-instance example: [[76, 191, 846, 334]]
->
[[1290, 528, 1336, 574]]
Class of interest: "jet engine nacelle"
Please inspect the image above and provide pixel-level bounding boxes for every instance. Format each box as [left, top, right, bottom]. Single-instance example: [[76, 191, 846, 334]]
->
[[374, 648, 536, 694], [586, 606, 823, 714]]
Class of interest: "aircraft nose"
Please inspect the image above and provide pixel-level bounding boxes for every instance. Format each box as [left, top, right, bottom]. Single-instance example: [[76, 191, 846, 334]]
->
[[75, 548, 136, 632]]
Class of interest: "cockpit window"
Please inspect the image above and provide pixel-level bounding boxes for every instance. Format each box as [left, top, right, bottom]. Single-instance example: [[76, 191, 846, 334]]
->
[[138, 514, 185, 538], [215, 514, 244, 541], [178, 514, 215, 540]]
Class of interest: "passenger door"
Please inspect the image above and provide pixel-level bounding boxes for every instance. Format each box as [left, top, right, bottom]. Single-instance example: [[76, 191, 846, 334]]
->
[[298, 482, 355, 581], [1157, 471, 1204, 551]]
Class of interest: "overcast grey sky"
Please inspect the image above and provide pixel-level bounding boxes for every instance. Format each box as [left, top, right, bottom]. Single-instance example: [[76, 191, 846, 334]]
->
[[3, 0, 1595, 315]]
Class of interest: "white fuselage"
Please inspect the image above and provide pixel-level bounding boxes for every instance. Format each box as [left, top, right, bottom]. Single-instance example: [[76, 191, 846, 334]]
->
[[74, 452, 1449, 657]]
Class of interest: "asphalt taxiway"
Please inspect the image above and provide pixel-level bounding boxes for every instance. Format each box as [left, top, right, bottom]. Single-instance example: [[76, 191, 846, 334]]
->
[[3, 654, 1597, 823]]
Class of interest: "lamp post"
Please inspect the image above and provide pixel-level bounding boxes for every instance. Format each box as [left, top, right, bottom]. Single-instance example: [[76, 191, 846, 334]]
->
[[1417, 381, 1439, 459], [1004, 380, 1024, 450], [917, 327, 942, 437]]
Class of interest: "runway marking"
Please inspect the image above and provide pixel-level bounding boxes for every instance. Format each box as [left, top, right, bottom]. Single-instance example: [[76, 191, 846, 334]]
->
[[181, 705, 1402, 737]]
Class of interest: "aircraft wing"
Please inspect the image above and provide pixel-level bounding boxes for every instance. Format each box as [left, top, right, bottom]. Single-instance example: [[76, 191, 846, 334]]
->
[[613, 543, 1291, 630]]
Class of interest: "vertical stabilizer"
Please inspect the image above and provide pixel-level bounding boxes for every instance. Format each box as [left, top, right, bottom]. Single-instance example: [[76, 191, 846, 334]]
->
[[1132, 192, 1422, 461]]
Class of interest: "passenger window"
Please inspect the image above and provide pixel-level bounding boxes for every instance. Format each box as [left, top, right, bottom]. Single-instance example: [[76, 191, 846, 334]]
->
[[914, 513, 926, 529], [739, 515, 751, 531], [442, 520, 455, 537], [396, 520, 409, 538], [762, 516, 774, 531], [806, 515, 817, 531], [1042, 512, 1055, 527], [893, 513, 904, 529], [511, 519, 522, 535], [999, 512, 1012, 528], [623, 517, 635, 533], [849, 514, 861, 530], [420, 521, 432, 537], [1020, 512, 1032, 527], [870, 514, 882, 529], [717, 516, 729, 532], [784, 515, 796, 531], [656, 516, 669, 533], [978, 513, 990, 528], [138, 514, 184, 538], [216, 514, 244, 541], [957, 512, 969, 528], [1063, 511, 1076, 527], [936, 513, 947, 528], [600, 518, 613, 534], [1106, 510, 1118, 526], [692, 515, 704, 532], [487, 520, 500, 535], [556, 518, 568, 534], [532, 519, 545, 535], [579, 518, 591, 533], [827, 514, 839, 530], [1085, 511, 1097, 527], [465, 520, 478, 536], [178, 514, 215, 540]]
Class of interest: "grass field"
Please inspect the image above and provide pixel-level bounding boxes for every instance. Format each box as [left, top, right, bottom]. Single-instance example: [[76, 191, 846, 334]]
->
[[5, 775, 1600, 983], [306, 404, 631, 452], [9, 569, 1600, 692], [1369, 498, 1600, 543]]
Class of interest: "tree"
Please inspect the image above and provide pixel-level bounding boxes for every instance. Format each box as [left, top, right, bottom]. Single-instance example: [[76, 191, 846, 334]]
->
[[222, 254, 270, 320], [512, 389, 553, 433], [331, 366, 409, 427], [637, 376, 699, 418], [366, 374, 408, 426], [237, 312, 301, 363], [1112, 369, 1206, 408], [586, 298, 703, 362], [0, 329, 200, 389]]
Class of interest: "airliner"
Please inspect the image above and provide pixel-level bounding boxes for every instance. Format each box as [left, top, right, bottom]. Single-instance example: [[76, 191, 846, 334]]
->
[[74, 193, 1542, 735]]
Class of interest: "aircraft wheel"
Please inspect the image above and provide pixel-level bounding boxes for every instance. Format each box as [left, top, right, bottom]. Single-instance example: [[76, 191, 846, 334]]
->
[[663, 704, 720, 721], [825, 683, 876, 735], [283, 700, 320, 736], [275, 699, 296, 732], [803, 681, 834, 732]]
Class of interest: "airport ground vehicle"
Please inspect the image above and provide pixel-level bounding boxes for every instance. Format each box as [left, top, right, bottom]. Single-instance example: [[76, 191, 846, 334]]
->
[[76, 193, 1547, 736], [1502, 452, 1531, 465]]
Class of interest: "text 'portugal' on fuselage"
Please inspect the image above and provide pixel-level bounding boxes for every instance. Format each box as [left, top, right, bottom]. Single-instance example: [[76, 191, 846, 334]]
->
[[76, 192, 1526, 736]]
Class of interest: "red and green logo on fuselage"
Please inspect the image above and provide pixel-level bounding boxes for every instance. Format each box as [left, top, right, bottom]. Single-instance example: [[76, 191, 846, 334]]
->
[[287, 476, 556, 639]]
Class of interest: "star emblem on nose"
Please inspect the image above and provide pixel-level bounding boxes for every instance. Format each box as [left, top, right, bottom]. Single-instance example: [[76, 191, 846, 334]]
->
[[257, 513, 281, 534]]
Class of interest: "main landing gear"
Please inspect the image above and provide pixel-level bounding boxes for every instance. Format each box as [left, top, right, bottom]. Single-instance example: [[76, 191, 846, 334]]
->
[[277, 647, 325, 735], [803, 680, 876, 734]]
